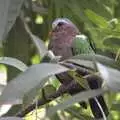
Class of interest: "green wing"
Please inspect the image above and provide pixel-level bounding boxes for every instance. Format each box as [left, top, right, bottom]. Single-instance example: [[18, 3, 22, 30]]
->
[[72, 34, 95, 55]]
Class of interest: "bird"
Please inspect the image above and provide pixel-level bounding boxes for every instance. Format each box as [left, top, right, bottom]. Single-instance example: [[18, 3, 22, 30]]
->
[[48, 18, 109, 119]]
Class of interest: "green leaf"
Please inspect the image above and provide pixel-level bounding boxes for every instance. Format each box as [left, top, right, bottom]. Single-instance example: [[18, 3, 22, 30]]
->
[[103, 36, 120, 48], [97, 63, 120, 91], [0, 57, 28, 71], [42, 84, 56, 98], [47, 89, 104, 117], [0, 63, 68, 105], [65, 107, 94, 120], [111, 103, 120, 111], [85, 9, 108, 28], [68, 71, 90, 89], [0, 0, 25, 42]]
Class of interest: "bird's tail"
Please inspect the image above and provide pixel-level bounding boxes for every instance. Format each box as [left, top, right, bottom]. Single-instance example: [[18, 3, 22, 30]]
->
[[89, 96, 109, 118], [87, 76, 109, 119]]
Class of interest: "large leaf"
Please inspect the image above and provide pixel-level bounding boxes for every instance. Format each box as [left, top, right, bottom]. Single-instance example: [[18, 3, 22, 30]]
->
[[66, 58, 94, 69], [68, 54, 120, 70], [0, 0, 25, 42], [0, 84, 5, 95], [97, 63, 120, 91], [23, 83, 56, 108], [1, 105, 22, 116], [0, 104, 12, 116], [47, 89, 104, 117], [0, 117, 22, 120], [23, 21, 48, 57], [0, 63, 68, 105], [30, 34, 48, 57], [0, 57, 28, 71]]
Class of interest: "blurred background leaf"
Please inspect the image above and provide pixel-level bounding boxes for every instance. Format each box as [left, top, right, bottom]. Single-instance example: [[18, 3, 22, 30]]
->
[[0, 0, 25, 43]]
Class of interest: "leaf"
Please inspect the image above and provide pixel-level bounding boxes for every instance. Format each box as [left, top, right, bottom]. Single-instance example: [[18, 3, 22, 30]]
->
[[0, 0, 25, 42], [23, 84, 56, 108], [0, 117, 23, 120], [0, 57, 28, 71], [30, 34, 48, 57], [46, 89, 104, 117], [111, 103, 120, 111], [23, 83, 42, 108], [0, 104, 12, 116], [0, 63, 68, 105], [103, 36, 120, 48], [2, 105, 22, 116], [69, 54, 120, 70], [65, 107, 94, 120], [23, 21, 48, 57], [0, 84, 5, 95], [68, 71, 90, 89], [85, 9, 108, 28], [67, 58, 94, 69], [97, 63, 120, 91], [42, 84, 56, 98]]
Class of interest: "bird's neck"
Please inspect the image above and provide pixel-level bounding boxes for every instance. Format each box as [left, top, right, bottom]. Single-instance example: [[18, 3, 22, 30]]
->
[[52, 32, 77, 46]]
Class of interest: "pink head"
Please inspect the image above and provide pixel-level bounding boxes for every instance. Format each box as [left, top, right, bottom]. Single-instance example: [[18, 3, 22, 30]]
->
[[49, 18, 80, 60], [51, 18, 79, 36]]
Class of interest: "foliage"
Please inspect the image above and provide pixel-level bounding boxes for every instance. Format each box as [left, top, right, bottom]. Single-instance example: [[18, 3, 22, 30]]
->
[[0, 0, 119, 120]]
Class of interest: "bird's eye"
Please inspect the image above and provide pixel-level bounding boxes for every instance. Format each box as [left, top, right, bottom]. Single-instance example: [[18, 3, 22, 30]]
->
[[57, 22, 64, 26]]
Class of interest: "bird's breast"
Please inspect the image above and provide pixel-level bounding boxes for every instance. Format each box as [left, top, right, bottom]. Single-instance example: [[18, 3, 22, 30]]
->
[[50, 42, 73, 60], [57, 48, 72, 60], [49, 32, 76, 60]]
